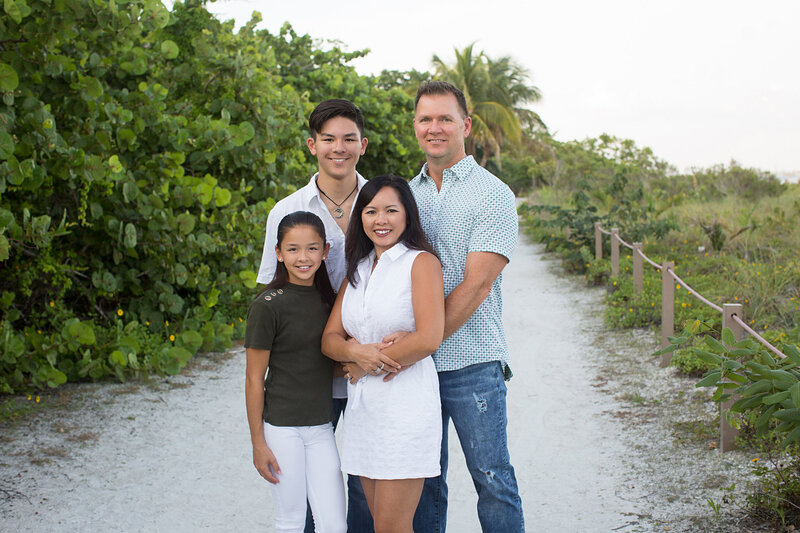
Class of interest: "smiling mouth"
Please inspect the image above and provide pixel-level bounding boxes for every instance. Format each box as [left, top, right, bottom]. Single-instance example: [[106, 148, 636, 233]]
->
[[374, 229, 391, 237], [296, 265, 312, 271]]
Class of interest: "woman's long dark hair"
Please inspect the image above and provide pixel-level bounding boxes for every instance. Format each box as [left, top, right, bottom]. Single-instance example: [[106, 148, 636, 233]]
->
[[262, 211, 335, 308], [345, 175, 437, 287]]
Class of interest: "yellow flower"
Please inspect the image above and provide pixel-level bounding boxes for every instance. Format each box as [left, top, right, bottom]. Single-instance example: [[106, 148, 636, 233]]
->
[[651, 303, 655, 307], [169, 335, 175, 342], [117, 309, 124, 317], [676, 284, 681, 290], [49, 301, 54, 307], [146, 321, 150, 326], [613, 281, 617, 286], [27, 395, 31, 401], [752, 458, 759, 462], [165, 320, 169, 326], [35, 396, 40, 403], [238, 317, 243, 322], [37, 330, 41, 334], [681, 303, 687, 308], [629, 308, 633, 313], [734, 296, 738, 300]]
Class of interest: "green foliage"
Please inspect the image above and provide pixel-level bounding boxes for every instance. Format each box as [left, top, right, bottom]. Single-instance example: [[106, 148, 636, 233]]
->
[[0, 0, 419, 393]]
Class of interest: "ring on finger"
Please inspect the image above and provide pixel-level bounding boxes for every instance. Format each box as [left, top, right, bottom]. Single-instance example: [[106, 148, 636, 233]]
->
[[377, 362, 385, 372]]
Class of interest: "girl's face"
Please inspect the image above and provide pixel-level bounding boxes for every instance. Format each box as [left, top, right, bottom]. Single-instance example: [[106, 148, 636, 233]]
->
[[275, 225, 329, 286], [361, 186, 407, 257]]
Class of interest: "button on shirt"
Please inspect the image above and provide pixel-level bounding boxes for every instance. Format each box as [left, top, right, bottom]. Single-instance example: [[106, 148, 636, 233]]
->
[[409, 155, 518, 372], [256, 172, 367, 290]]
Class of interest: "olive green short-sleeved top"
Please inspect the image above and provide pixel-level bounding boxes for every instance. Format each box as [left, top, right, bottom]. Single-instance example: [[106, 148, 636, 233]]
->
[[244, 283, 333, 426]]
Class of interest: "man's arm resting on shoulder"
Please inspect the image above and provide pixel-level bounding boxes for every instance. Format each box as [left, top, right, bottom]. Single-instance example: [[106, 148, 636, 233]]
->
[[443, 250, 508, 340]]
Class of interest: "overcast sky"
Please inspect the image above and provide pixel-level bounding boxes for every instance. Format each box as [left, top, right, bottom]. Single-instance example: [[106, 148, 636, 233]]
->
[[203, 0, 800, 176]]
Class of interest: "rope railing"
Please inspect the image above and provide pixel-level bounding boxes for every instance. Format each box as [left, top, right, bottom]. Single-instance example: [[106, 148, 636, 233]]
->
[[731, 314, 787, 360], [636, 247, 662, 270], [617, 235, 634, 250], [666, 267, 723, 313], [593, 223, 790, 451]]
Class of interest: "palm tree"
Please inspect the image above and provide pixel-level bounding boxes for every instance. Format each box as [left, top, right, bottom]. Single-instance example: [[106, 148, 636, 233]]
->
[[432, 43, 544, 167]]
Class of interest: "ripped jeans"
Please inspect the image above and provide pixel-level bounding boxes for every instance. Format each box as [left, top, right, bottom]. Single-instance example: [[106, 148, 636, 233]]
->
[[413, 361, 524, 533]]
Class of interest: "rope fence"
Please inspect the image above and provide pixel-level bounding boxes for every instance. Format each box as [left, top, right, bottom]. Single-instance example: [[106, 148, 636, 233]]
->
[[593, 222, 789, 452]]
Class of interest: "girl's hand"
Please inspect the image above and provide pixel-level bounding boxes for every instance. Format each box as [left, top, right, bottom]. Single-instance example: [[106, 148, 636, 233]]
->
[[342, 362, 367, 384], [253, 444, 281, 484], [347, 342, 401, 375]]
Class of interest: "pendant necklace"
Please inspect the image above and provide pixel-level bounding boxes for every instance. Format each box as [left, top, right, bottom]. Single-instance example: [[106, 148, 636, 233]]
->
[[317, 181, 358, 219]]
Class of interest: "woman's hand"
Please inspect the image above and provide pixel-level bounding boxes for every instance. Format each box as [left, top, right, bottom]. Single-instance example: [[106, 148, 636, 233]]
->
[[253, 443, 281, 484], [346, 341, 401, 375]]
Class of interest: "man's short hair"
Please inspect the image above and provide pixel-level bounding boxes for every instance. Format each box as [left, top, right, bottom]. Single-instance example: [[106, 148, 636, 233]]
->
[[308, 99, 365, 139], [414, 81, 469, 118]]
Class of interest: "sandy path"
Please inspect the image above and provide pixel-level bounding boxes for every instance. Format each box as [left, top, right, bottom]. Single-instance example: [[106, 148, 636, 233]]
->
[[0, 235, 765, 532]]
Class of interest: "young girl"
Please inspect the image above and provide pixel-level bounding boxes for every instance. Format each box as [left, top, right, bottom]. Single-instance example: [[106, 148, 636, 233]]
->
[[321, 175, 445, 533], [245, 211, 346, 533]]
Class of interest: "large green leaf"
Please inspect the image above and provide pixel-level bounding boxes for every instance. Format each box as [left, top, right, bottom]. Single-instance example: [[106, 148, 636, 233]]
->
[[160, 40, 179, 59], [0, 130, 14, 160], [67, 321, 96, 345]]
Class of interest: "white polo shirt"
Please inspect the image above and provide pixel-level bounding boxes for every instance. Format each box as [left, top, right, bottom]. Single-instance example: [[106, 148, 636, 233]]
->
[[256, 172, 367, 400], [256, 172, 367, 289]]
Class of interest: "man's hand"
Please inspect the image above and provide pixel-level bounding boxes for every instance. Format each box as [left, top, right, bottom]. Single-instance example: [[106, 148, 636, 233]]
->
[[342, 362, 367, 384], [380, 331, 411, 349]]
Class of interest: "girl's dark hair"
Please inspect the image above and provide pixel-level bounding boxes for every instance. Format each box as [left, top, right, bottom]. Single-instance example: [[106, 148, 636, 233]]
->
[[345, 175, 437, 287], [263, 211, 335, 308]]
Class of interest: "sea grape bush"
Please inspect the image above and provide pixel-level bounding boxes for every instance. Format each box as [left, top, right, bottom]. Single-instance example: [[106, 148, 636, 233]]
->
[[0, 0, 420, 392]]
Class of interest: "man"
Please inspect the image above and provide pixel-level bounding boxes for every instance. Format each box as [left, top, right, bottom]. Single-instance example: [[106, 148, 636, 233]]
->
[[409, 81, 525, 532], [256, 98, 373, 533]]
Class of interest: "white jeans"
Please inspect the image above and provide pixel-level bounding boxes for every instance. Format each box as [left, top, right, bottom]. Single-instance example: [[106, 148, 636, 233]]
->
[[264, 422, 346, 533]]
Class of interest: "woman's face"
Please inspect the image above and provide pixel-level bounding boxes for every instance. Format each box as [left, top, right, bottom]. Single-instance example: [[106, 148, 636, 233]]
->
[[275, 225, 329, 286], [361, 186, 407, 257]]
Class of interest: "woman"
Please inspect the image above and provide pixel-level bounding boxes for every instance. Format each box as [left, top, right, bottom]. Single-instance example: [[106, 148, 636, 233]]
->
[[321, 175, 444, 533]]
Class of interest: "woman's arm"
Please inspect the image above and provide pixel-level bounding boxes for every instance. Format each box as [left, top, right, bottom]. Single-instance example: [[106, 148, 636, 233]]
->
[[245, 347, 280, 484], [322, 282, 401, 374], [379, 252, 445, 366]]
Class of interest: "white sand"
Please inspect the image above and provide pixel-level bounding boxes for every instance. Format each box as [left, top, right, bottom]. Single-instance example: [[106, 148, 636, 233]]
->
[[0, 235, 772, 532]]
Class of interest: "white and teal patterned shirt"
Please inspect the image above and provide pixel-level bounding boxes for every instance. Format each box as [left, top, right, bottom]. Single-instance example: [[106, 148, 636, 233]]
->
[[409, 155, 518, 372]]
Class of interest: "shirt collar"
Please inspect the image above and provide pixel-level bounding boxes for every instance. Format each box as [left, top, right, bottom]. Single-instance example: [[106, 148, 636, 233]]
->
[[420, 155, 476, 183], [380, 242, 410, 263], [300, 172, 368, 208]]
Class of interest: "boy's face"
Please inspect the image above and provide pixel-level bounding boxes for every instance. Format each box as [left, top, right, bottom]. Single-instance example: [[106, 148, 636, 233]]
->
[[307, 116, 368, 181]]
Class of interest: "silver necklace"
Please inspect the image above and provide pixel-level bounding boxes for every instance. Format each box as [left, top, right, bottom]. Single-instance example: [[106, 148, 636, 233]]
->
[[317, 181, 358, 219]]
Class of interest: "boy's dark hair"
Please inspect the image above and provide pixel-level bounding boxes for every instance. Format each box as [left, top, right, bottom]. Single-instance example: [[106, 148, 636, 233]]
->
[[263, 211, 335, 308], [308, 99, 365, 139], [414, 81, 469, 118], [345, 175, 437, 287]]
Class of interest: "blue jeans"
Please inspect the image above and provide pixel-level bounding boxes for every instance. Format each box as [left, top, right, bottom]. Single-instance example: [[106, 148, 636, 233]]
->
[[305, 398, 373, 533], [413, 361, 524, 533]]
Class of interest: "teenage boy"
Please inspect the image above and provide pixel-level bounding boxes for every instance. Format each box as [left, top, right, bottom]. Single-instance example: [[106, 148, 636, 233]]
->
[[409, 81, 525, 532], [256, 98, 373, 533]]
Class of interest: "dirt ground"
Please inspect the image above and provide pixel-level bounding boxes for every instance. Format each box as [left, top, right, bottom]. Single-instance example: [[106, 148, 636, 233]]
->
[[0, 236, 785, 532]]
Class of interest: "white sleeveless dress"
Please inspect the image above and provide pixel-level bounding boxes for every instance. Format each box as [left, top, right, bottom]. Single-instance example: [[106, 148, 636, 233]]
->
[[340, 243, 442, 479]]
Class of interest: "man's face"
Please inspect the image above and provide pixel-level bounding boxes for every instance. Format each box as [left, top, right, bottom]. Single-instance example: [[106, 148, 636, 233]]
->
[[307, 116, 368, 181], [413, 93, 471, 167]]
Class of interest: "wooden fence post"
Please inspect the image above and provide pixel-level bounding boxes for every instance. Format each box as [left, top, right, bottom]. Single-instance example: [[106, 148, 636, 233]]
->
[[721, 303, 744, 452], [611, 228, 620, 277], [595, 223, 602, 260], [660, 261, 675, 366], [633, 243, 643, 295]]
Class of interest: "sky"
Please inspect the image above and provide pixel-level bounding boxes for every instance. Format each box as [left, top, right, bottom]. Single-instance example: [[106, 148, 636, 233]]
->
[[201, 0, 800, 177]]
